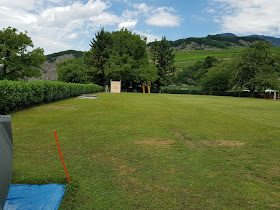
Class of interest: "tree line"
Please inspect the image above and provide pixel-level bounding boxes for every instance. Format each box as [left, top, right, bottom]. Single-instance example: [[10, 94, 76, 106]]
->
[[57, 28, 175, 89], [0, 27, 279, 96], [174, 41, 280, 96], [0, 27, 175, 89]]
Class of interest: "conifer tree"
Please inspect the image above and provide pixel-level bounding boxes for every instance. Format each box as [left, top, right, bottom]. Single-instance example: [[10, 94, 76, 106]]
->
[[150, 37, 176, 86], [84, 28, 113, 85]]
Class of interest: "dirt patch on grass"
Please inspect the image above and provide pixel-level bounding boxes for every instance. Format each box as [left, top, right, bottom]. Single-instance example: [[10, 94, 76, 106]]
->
[[175, 132, 184, 138], [127, 177, 142, 185], [134, 140, 174, 146], [175, 132, 196, 149], [201, 140, 245, 147], [269, 203, 280, 208], [270, 167, 280, 176], [117, 164, 137, 176]]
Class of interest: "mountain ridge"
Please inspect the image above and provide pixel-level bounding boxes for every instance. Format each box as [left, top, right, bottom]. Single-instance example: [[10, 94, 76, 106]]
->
[[219, 33, 280, 47]]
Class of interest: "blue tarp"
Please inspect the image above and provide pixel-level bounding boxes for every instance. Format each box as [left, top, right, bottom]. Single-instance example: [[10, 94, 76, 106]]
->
[[3, 184, 66, 210]]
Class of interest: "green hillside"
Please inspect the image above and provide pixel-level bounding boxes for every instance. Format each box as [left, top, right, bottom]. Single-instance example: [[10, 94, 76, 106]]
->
[[174, 47, 280, 69]]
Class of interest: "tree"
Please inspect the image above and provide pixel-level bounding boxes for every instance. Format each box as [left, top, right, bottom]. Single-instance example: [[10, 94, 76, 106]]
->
[[196, 56, 218, 81], [57, 58, 96, 84], [84, 28, 157, 88], [84, 28, 113, 86], [104, 28, 157, 88], [172, 62, 203, 86], [150, 37, 176, 86], [234, 41, 280, 96], [172, 56, 218, 86], [0, 27, 46, 80], [201, 62, 233, 95]]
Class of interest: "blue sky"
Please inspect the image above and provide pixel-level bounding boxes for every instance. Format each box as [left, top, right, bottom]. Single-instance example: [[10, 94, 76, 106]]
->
[[1, 0, 280, 54]]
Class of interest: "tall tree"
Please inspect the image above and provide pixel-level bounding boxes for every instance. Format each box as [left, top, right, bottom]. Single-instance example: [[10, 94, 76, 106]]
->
[[57, 58, 96, 84], [150, 37, 176, 86], [61, 28, 157, 87], [0, 27, 45, 80], [201, 61, 233, 95], [196, 56, 218, 81], [104, 28, 157, 88], [234, 41, 280, 96], [84, 28, 113, 86]]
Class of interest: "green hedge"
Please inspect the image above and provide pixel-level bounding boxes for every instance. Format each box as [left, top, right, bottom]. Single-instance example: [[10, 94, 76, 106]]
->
[[0, 80, 103, 114]]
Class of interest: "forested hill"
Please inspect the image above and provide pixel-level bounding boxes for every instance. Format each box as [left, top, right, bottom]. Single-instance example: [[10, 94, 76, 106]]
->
[[46, 50, 84, 62], [219, 33, 280, 47], [249, 35, 280, 47], [147, 35, 262, 51]]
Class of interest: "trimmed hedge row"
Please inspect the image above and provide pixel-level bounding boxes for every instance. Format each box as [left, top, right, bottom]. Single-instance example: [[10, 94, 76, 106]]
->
[[160, 87, 251, 97], [0, 80, 103, 114]]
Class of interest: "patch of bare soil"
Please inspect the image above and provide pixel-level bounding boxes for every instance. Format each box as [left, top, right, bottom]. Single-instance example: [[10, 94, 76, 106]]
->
[[175, 132, 196, 149], [269, 203, 280, 208], [270, 167, 280, 176], [201, 140, 245, 147], [134, 140, 174, 145], [175, 132, 184, 138], [116, 164, 137, 176]]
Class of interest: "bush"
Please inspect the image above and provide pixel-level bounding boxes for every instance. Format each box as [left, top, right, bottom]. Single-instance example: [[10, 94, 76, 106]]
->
[[201, 71, 230, 95], [0, 80, 103, 114]]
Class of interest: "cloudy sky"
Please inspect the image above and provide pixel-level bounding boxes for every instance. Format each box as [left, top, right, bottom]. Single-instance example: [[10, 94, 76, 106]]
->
[[1, 0, 280, 54]]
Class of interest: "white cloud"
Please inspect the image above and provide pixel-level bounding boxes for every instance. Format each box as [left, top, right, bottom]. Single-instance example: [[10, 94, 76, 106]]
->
[[66, 32, 79, 40], [121, 9, 137, 19], [90, 13, 121, 27], [133, 30, 161, 43], [0, 0, 36, 10], [0, 0, 177, 53], [0, 7, 37, 26], [0, 0, 116, 54], [133, 3, 181, 28], [133, 3, 150, 14], [146, 11, 180, 27], [38, 0, 107, 27], [47, 0, 63, 4], [210, 0, 280, 35], [207, 8, 215, 14], [118, 20, 137, 29]]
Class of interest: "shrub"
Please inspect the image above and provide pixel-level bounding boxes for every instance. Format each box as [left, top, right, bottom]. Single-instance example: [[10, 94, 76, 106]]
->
[[0, 80, 103, 114], [201, 71, 230, 95]]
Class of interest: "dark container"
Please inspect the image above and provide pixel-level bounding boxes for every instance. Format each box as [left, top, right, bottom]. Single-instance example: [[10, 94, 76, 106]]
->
[[0, 115, 13, 209]]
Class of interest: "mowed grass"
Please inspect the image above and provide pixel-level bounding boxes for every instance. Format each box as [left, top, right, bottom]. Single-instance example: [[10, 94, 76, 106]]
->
[[10, 93, 280, 209]]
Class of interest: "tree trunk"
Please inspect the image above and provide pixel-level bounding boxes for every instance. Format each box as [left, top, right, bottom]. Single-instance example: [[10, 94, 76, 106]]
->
[[250, 87, 255, 97]]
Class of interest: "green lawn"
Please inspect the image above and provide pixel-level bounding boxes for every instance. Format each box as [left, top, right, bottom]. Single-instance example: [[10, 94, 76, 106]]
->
[[10, 93, 280, 209]]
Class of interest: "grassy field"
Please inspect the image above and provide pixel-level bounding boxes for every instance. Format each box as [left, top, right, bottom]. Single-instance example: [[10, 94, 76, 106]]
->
[[10, 93, 280, 209], [174, 47, 280, 68]]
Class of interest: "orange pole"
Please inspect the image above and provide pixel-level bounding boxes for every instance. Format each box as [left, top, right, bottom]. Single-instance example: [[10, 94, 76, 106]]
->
[[53, 130, 71, 183]]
